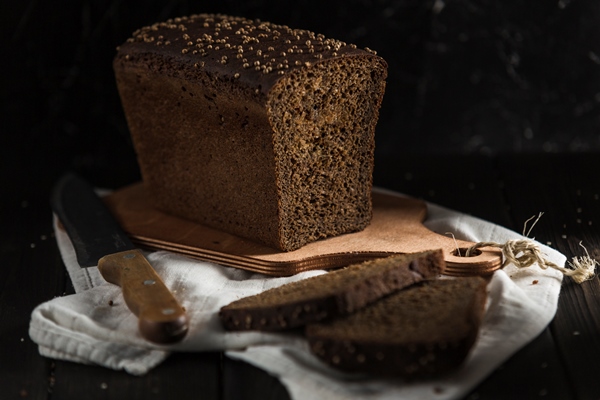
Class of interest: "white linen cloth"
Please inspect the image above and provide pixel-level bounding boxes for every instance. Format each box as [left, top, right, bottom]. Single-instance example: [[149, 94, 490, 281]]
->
[[29, 190, 565, 399]]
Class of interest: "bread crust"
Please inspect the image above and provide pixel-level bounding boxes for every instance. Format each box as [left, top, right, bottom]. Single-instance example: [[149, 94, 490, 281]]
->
[[305, 277, 488, 378], [219, 250, 445, 331], [113, 14, 387, 251]]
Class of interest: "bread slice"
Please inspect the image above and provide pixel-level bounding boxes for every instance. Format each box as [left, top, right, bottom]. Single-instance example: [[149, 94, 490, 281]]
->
[[305, 277, 488, 378], [219, 250, 445, 331]]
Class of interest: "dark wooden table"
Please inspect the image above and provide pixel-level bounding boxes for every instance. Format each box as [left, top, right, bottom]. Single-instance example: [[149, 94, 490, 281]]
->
[[2, 152, 599, 399]]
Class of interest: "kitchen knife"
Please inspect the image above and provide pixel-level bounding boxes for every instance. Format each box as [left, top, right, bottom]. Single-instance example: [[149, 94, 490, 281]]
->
[[50, 172, 188, 344]]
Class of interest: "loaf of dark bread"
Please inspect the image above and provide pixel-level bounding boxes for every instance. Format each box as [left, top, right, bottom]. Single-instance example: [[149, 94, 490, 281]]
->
[[306, 277, 488, 378], [113, 14, 388, 251], [219, 250, 445, 331]]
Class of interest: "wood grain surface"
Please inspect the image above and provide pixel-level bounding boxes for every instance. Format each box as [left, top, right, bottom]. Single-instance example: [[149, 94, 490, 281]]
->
[[103, 184, 502, 277]]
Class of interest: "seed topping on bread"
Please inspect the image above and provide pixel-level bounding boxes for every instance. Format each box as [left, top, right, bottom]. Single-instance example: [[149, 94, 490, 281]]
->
[[113, 13, 387, 251], [117, 13, 378, 94]]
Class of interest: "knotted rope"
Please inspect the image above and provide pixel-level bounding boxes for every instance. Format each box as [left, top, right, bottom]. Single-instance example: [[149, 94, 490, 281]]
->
[[466, 239, 596, 284], [450, 212, 597, 284]]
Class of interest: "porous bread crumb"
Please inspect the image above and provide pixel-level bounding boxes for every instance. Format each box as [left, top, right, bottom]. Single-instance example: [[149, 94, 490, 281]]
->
[[219, 250, 445, 331], [305, 277, 488, 378], [113, 13, 387, 251]]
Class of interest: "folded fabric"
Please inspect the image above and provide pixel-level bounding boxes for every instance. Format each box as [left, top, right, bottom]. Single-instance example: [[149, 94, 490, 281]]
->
[[29, 190, 565, 399]]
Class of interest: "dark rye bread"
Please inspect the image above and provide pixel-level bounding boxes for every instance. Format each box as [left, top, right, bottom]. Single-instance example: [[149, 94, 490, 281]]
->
[[306, 277, 488, 378], [113, 14, 388, 251], [219, 250, 445, 331]]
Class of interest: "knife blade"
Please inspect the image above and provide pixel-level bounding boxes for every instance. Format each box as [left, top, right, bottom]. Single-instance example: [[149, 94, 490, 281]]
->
[[50, 172, 188, 344]]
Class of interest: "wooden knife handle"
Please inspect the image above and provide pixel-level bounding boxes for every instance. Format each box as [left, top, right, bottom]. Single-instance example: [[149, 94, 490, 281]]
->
[[98, 249, 188, 344]]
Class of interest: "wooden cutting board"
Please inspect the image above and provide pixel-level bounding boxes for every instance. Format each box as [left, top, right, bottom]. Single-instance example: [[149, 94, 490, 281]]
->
[[103, 183, 502, 276]]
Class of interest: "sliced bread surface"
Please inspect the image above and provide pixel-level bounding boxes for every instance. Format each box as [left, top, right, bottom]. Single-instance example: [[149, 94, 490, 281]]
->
[[219, 250, 445, 331], [306, 277, 488, 378]]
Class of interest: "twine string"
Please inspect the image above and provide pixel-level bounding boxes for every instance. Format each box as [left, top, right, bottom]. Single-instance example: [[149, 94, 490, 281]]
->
[[466, 239, 597, 284], [522, 212, 544, 238], [447, 212, 596, 283]]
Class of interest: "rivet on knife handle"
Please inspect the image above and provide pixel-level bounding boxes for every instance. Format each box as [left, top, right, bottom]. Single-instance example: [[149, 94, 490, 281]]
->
[[98, 249, 188, 344]]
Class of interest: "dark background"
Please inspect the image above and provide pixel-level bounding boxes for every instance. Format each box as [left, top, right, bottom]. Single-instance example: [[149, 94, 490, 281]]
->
[[2, 0, 600, 196], [2, 4, 600, 397]]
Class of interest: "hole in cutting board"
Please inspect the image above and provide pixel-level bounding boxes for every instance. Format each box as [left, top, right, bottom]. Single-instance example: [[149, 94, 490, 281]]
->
[[452, 248, 482, 257]]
